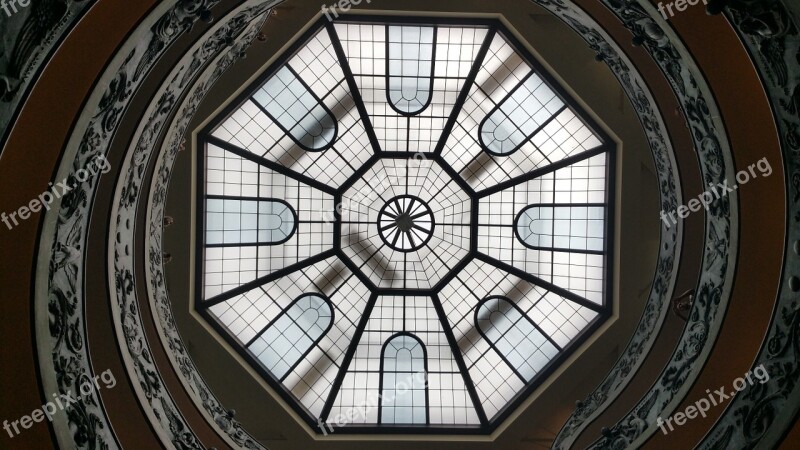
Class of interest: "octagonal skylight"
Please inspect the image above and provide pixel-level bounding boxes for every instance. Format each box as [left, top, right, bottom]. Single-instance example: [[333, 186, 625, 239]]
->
[[196, 15, 613, 434]]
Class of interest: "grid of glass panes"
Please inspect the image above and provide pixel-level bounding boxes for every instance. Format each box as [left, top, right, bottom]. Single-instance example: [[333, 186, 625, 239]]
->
[[199, 17, 612, 432], [335, 23, 488, 152]]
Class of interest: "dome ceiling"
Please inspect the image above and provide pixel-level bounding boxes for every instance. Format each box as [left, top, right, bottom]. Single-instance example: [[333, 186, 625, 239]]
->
[[195, 16, 614, 433], [1, 0, 797, 449]]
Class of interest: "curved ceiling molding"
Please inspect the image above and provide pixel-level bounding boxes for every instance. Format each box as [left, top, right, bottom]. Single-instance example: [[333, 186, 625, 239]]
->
[[699, 1, 800, 448], [145, 0, 683, 443], [25, 0, 800, 448], [31, 1, 246, 449], [37, 0, 688, 446], [0, 0, 95, 150], [110, 2, 278, 449], [574, 1, 738, 447], [498, 1, 688, 446]]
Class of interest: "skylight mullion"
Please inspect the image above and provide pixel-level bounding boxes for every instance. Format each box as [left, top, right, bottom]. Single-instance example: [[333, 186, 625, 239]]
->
[[320, 292, 379, 421], [431, 293, 488, 424], [201, 249, 337, 309], [203, 134, 337, 196], [473, 252, 603, 313], [335, 248, 378, 292], [433, 28, 496, 156], [519, 246, 604, 256], [477, 145, 608, 199], [326, 22, 384, 155], [412, 224, 429, 234], [432, 154, 476, 197]]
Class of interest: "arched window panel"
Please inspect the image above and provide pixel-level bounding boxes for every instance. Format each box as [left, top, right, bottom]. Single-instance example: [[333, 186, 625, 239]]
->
[[387, 25, 435, 115], [479, 73, 565, 156], [209, 28, 373, 188], [440, 259, 601, 350], [205, 198, 296, 246], [206, 257, 345, 344], [282, 270, 374, 416], [334, 21, 489, 152], [207, 257, 372, 417], [326, 296, 481, 426], [252, 66, 338, 152], [380, 334, 428, 424], [475, 297, 560, 382], [462, 109, 604, 192], [201, 145, 335, 301], [286, 27, 375, 182], [247, 294, 334, 380], [437, 259, 603, 418], [441, 31, 605, 192], [515, 205, 605, 252], [476, 152, 609, 304], [441, 33, 533, 171]]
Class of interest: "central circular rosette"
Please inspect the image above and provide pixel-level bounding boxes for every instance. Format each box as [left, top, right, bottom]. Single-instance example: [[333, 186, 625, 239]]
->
[[378, 195, 435, 251], [340, 158, 472, 290]]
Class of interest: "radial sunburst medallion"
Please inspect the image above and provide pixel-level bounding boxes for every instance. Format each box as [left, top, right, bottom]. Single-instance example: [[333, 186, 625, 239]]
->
[[378, 195, 435, 252]]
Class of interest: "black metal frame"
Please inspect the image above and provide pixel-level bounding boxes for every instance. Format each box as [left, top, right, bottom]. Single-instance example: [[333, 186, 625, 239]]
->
[[193, 14, 616, 435], [376, 194, 436, 252]]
